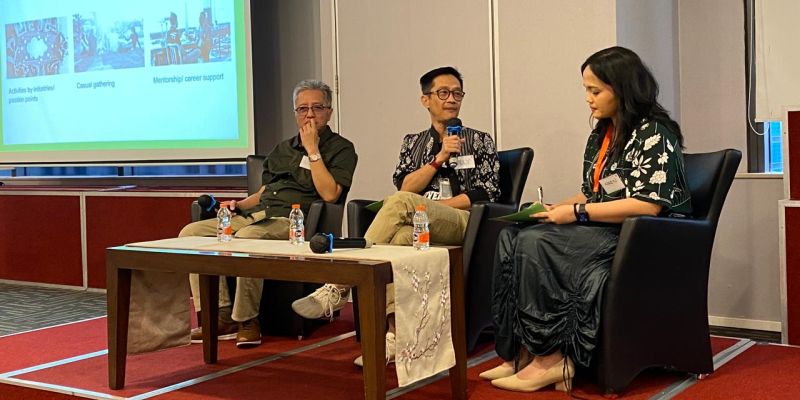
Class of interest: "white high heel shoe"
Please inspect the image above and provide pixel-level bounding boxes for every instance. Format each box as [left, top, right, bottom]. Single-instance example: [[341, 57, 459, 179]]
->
[[491, 357, 574, 393]]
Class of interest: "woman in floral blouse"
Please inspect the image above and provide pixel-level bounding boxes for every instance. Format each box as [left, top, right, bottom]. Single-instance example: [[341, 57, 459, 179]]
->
[[480, 46, 692, 393]]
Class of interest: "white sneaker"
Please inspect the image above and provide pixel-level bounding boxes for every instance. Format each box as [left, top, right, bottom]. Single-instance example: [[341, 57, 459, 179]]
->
[[291, 284, 350, 320], [354, 332, 396, 367]]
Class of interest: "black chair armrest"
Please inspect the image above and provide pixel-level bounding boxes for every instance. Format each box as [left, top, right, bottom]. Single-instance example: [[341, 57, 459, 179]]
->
[[609, 215, 711, 295], [602, 216, 713, 354], [304, 200, 325, 239], [305, 200, 346, 239], [347, 199, 378, 237], [191, 201, 202, 222], [462, 201, 516, 280]]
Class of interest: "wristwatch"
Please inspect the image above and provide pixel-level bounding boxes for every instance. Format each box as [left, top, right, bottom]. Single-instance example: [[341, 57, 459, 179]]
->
[[428, 156, 442, 170], [575, 203, 590, 223], [308, 153, 322, 162]]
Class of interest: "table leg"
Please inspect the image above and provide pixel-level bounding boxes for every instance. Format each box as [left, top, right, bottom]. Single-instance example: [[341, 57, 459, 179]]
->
[[357, 278, 387, 400], [448, 248, 467, 400], [107, 266, 131, 390], [200, 275, 219, 364]]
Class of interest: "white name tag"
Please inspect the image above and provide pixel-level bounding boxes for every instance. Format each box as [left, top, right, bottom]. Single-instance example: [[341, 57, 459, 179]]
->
[[300, 156, 311, 170], [453, 155, 476, 170], [599, 173, 625, 194]]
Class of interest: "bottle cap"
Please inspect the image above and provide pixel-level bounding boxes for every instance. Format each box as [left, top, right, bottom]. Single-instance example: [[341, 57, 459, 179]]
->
[[292, 204, 300, 209], [416, 204, 426, 211]]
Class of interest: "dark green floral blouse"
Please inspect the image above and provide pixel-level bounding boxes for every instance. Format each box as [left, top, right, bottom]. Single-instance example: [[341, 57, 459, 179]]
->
[[580, 119, 692, 216]]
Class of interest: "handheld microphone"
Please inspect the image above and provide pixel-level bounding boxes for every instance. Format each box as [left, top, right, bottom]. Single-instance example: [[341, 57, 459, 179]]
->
[[445, 117, 462, 169], [197, 194, 219, 220], [309, 233, 373, 254]]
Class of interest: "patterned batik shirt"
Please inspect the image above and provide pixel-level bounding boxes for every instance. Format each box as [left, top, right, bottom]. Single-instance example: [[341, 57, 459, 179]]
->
[[392, 126, 501, 203], [580, 119, 692, 216]]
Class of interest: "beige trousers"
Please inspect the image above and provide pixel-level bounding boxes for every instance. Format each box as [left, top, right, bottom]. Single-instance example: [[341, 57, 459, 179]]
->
[[180, 215, 289, 322], [364, 191, 470, 314]]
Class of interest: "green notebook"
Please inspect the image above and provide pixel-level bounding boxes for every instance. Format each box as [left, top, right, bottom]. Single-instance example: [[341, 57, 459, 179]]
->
[[494, 202, 547, 222], [366, 200, 384, 213]]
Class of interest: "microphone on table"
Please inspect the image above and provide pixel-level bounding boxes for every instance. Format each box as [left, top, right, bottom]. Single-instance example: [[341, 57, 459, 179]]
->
[[197, 194, 219, 220], [309, 233, 373, 254], [444, 117, 462, 169]]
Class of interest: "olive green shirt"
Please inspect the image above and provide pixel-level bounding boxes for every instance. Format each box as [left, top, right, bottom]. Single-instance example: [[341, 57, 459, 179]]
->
[[244, 126, 357, 219]]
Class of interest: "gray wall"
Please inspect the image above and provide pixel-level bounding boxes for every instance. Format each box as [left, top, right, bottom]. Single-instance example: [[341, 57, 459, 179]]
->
[[616, 0, 681, 121], [677, 0, 783, 330]]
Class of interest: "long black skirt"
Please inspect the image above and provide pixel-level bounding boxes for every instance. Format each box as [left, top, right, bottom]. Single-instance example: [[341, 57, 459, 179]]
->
[[491, 222, 620, 368]]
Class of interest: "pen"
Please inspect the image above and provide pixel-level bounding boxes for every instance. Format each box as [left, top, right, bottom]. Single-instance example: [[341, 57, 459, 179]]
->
[[537, 186, 544, 205]]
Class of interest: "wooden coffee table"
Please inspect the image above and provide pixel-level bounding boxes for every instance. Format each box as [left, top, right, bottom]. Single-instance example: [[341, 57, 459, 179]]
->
[[106, 244, 466, 400]]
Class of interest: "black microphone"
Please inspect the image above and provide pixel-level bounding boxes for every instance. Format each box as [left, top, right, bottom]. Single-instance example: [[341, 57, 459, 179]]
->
[[444, 117, 462, 169], [197, 194, 219, 220], [309, 233, 373, 254]]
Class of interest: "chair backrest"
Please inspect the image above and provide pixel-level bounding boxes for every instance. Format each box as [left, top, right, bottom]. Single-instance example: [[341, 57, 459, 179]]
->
[[246, 155, 267, 195], [683, 149, 741, 224], [495, 147, 534, 208]]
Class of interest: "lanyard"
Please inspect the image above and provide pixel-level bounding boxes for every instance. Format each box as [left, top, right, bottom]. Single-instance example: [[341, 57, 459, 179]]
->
[[592, 125, 613, 193]]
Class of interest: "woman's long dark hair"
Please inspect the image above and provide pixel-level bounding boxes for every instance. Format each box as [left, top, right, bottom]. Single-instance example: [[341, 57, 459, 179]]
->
[[581, 46, 684, 162]]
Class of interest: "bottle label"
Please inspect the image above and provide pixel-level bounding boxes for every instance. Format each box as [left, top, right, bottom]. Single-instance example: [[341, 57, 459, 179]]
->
[[223, 225, 232, 235], [414, 230, 429, 246], [418, 231, 429, 244]]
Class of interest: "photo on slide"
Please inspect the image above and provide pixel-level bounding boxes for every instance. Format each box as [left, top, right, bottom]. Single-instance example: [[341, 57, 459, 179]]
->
[[73, 13, 145, 73], [149, 5, 231, 67], [5, 17, 70, 79]]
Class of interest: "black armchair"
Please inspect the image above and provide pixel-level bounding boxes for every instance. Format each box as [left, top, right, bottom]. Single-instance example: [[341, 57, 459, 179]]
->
[[591, 149, 742, 394], [347, 147, 534, 351], [191, 155, 350, 338]]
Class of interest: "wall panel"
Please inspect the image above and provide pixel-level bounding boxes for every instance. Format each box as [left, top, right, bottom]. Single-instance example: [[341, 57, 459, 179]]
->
[[495, 0, 616, 202], [335, 0, 494, 202], [0, 196, 82, 286]]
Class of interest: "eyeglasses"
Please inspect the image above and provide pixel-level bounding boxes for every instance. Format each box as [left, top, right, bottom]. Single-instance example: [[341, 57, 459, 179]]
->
[[425, 89, 466, 101], [294, 105, 331, 115]]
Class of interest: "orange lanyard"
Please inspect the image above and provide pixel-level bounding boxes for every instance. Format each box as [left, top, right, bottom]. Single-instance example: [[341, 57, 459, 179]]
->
[[592, 126, 613, 193]]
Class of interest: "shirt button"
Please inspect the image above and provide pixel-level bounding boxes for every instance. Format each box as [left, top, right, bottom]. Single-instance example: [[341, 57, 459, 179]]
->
[[273, 191, 277, 195]]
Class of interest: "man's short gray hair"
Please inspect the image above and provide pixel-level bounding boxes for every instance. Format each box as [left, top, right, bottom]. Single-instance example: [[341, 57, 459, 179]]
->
[[292, 79, 333, 107]]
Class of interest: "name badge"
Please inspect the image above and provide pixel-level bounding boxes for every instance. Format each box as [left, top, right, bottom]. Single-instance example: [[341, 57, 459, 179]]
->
[[453, 154, 476, 170], [299, 156, 311, 170], [599, 173, 625, 194], [423, 190, 441, 200]]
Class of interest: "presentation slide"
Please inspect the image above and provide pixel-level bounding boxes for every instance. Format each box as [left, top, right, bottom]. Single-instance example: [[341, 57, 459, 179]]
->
[[0, 0, 253, 163]]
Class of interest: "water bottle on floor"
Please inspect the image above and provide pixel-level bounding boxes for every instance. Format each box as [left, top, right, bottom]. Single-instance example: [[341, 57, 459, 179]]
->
[[413, 204, 430, 250], [289, 204, 305, 245], [217, 205, 232, 242]]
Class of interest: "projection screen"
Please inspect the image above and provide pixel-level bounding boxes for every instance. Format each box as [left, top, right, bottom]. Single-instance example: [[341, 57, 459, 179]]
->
[[0, 0, 254, 164]]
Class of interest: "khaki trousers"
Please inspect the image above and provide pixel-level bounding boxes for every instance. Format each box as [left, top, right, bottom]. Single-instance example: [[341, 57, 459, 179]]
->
[[180, 215, 289, 322], [364, 191, 470, 314]]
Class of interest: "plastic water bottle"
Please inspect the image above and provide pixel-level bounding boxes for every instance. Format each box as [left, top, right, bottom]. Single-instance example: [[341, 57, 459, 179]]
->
[[217, 206, 232, 242], [413, 204, 430, 250], [289, 204, 305, 245]]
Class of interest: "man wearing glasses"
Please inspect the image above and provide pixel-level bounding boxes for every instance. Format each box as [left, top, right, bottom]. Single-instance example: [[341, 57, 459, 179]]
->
[[181, 79, 357, 348], [292, 67, 499, 365]]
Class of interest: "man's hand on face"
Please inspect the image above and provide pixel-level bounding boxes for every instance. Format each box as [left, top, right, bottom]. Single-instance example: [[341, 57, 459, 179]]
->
[[300, 119, 320, 154], [435, 134, 463, 164]]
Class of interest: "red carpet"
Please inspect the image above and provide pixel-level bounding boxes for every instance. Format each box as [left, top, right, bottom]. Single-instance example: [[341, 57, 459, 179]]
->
[[0, 308, 764, 399], [675, 342, 800, 399], [0, 317, 107, 374]]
